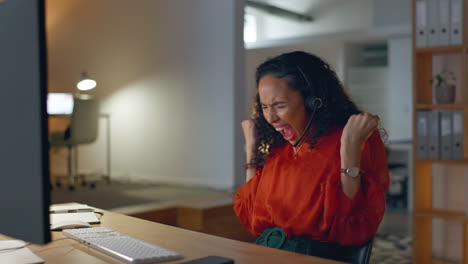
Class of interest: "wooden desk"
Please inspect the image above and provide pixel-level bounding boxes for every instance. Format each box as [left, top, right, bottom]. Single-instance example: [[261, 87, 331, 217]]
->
[[2, 209, 344, 264]]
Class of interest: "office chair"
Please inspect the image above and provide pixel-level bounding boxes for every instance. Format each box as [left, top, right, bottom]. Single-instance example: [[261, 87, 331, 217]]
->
[[50, 96, 99, 190], [351, 237, 374, 264]]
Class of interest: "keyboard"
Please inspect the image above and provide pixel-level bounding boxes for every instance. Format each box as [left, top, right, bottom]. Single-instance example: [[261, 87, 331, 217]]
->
[[63, 227, 182, 264]]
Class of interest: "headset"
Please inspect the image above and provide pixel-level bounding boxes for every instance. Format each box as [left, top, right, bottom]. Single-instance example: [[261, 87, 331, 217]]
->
[[293, 65, 323, 147]]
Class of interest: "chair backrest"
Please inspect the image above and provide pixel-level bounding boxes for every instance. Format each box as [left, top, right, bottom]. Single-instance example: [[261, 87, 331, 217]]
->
[[69, 97, 99, 144], [351, 237, 374, 264]]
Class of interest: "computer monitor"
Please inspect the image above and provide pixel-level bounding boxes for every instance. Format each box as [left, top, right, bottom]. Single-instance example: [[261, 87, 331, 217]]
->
[[47, 93, 74, 115], [0, 0, 50, 244]]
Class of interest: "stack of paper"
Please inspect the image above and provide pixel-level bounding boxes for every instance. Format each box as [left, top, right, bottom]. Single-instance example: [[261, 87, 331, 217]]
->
[[50, 203, 94, 213], [49, 203, 100, 226]]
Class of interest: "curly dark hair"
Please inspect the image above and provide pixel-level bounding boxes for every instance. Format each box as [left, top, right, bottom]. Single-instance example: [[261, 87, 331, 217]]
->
[[252, 51, 362, 166]]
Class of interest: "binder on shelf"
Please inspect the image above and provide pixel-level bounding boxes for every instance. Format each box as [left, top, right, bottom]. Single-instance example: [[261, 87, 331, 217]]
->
[[429, 111, 441, 159], [440, 111, 453, 159], [417, 110, 430, 159], [450, 0, 464, 45], [427, 0, 440, 46], [438, 0, 451, 46], [452, 110, 464, 159], [416, 0, 428, 47]]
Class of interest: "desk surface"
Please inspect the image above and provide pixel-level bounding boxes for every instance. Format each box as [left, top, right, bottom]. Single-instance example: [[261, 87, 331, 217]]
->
[[2, 209, 343, 264]]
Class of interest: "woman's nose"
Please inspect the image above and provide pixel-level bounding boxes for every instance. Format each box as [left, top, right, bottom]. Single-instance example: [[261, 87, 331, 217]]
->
[[264, 109, 278, 124]]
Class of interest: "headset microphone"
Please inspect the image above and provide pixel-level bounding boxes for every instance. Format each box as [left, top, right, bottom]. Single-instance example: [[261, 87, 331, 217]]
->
[[293, 98, 322, 147], [293, 65, 324, 148]]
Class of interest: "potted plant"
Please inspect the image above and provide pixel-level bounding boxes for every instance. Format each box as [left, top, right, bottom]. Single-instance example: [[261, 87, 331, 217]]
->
[[432, 71, 456, 104]]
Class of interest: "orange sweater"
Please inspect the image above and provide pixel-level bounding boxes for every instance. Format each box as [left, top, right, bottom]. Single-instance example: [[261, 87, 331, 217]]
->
[[234, 128, 389, 246]]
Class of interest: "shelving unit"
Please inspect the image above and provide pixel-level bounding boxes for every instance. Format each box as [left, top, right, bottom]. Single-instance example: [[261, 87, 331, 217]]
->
[[412, 1, 468, 263]]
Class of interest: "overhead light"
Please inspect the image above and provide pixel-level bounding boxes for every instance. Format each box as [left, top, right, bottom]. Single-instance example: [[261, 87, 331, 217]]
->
[[77, 72, 96, 91]]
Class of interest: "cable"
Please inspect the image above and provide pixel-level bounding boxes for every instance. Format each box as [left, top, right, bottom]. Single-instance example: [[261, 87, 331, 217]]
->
[[293, 102, 319, 148], [0, 237, 77, 253], [0, 242, 32, 253], [32, 238, 80, 254]]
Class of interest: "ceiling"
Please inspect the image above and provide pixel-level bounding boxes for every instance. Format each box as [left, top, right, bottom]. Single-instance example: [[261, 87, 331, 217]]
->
[[251, 0, 350, 14]]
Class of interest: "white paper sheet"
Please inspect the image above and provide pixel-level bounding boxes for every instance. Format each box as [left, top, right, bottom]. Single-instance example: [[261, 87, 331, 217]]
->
[[50, 212, 100, 225], [50, 203, 94, 213], [0, 240, 43, 264]]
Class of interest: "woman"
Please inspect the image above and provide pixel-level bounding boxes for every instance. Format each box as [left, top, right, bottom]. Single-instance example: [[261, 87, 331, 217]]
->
[[234, 51, 389, 262]]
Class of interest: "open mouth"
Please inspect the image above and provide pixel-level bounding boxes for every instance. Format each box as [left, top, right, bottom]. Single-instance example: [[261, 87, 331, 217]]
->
[[275, 125, 295, 142]]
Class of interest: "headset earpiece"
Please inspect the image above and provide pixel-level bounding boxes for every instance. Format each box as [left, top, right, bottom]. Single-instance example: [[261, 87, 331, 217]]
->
[[312, 97, 323, 109], [305, 97, 323, 111], [297, 65, 323, 112]]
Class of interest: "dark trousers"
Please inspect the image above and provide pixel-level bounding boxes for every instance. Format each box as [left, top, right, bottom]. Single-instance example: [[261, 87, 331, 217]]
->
[[254, 227, 354, 263]]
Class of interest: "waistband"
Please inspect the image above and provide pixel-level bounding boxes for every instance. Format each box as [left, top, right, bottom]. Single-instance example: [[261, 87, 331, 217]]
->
[[254, 227, 309, 254], [254, 227, 351, 257]]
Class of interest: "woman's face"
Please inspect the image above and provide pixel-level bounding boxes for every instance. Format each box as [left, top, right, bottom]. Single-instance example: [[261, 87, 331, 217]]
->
[[258, 74, 309, 145]]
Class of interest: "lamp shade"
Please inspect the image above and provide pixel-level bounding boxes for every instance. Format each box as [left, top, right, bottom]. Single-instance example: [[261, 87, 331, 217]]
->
[[77, 72, 96, 91]]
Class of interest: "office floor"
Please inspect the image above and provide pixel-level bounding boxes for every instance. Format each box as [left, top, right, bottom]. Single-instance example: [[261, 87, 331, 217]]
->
[[372, 212, 412, 264], [51, 180, 412, 264], [51, 180, 229, 210]]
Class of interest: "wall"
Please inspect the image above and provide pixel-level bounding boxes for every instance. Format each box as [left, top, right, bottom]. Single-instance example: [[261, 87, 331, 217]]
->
[[47, 0, 246, 190], [387, 36, 413, 140], [373, 0, 411, 29], [344, 36, 413, 141]]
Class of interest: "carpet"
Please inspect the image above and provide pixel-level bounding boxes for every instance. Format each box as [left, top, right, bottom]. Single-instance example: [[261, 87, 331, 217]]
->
[[371, 233, 412, 264], [51, 181, 156, 209], [50, 180, 228, 210]]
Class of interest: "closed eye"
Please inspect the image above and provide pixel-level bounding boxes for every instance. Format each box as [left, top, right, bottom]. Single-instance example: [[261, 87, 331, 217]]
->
[[261, 102, 288, 109], [273, 103, 288, 109]]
